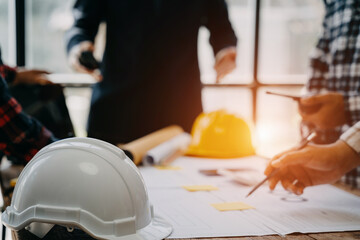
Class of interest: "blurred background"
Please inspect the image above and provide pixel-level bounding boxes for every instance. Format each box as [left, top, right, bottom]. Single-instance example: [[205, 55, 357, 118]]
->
[[0, 0, 324, 157]]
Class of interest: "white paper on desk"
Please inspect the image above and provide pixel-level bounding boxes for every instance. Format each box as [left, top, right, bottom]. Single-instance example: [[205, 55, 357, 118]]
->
[[142, 133, 191, 165], [217, 168, 264, 186], [140, 156, 360, 239]]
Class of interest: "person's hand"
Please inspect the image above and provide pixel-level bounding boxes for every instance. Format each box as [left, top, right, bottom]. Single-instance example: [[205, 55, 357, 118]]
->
[[68, 41, 102, 81], [264, 140, 360, 195], [13, 69, 52, 85], [299, 92, 346, 130], [214, 47, 236, 83]]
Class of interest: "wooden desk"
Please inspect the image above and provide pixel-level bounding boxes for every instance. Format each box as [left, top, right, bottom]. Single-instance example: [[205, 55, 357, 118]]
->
[[170, 182, 360, 240]]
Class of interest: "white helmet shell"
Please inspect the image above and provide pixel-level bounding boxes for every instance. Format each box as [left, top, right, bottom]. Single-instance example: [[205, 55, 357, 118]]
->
[[2, 137, 172, 240]]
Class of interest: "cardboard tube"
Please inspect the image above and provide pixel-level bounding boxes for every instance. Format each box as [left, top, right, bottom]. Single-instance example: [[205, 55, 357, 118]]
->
[[119, 125, 184, 165]]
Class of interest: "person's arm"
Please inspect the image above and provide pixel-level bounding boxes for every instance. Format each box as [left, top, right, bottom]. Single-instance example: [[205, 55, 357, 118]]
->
[[0, 64, 17, 84], [0, 77, 55, 163], [214, 46, 236, 83], [65, 0, 105, 54], [0, 49, 51, 86], [65, 0, 105, 80], [202, 0, 237, 83], [264, 122, 360, 195], [0, 65, 52, 86]]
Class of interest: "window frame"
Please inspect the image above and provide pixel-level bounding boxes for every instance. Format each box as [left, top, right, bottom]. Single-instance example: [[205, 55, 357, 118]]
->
[[13, 0, 304, 123]]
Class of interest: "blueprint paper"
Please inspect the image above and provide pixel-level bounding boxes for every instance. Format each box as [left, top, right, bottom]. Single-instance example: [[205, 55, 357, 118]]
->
[[140, 156, 360, 238], [143, 133, 191, 165]]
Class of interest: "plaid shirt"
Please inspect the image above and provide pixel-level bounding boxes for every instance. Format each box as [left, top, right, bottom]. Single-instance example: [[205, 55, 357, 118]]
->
[[0, 50, 54, 164], [341, 120, 360, 153], [307, 0, 360, 127], [340, 120, 360, 187], [0, 48, 16, 84]]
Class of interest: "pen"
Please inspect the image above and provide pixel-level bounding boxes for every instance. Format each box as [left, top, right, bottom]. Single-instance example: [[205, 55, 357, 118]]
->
[[246, 132, 317, 197], [265, 91, 301, 101]]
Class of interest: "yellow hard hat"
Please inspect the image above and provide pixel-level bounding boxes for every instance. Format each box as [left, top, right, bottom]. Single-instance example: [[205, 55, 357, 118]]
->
[[186, 110, 254, 158]]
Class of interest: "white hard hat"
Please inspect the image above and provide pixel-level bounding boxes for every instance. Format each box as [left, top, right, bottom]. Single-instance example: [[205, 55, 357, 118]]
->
[[2, 137, 172, 240]]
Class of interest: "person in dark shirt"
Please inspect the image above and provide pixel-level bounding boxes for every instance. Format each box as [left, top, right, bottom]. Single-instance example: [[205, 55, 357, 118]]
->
[[66, 0, 238, 145]]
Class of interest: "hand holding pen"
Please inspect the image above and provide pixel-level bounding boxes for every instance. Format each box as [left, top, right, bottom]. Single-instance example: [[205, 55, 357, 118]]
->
[[246, 132, 317, 197], [263, 133, 360, 196]]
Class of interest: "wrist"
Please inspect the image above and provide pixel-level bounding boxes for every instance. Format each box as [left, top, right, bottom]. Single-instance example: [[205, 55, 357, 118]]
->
[[335, 140, 360, 173], [215, 46, 236, 63]]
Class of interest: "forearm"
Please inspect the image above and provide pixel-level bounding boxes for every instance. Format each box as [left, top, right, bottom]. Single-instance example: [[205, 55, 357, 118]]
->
[[335, 139, 360, 175], [65, 0, 105, 53]]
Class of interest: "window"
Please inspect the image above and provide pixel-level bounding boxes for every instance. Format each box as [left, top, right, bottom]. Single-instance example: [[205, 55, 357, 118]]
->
[[25, 0, 74, 72], [258, 0, 324, 83], [0, 0, 12, 63], [198, 0, 324, 156], [4, 0, 325, 157]]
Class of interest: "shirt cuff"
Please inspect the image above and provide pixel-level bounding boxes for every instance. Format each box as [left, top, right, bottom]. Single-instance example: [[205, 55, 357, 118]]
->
[[340, 121, 360, 154], [215, 46, 236, 63], [0, 64, 17, 84]]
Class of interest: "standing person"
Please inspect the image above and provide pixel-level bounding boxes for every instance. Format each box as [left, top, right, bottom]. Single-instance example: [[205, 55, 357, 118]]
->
[[0, 48, 56, 164], [65, 0, 238, 145], [265, 0, 360, 193], [299, 0, 360, 144]]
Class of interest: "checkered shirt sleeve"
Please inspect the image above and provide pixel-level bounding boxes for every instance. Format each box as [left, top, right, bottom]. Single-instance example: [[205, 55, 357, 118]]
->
[[0, 76, 54, 163], [340, 121, 360, 154], [307, 0, 360, 126]]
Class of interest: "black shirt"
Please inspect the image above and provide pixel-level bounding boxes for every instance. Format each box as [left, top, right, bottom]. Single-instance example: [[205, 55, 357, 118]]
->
[[66, 0, 237, 144]]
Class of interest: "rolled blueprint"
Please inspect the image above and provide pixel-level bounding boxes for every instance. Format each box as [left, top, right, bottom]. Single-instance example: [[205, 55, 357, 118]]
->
[[120, 125, 184, 165], [143, 132, 192, 166]]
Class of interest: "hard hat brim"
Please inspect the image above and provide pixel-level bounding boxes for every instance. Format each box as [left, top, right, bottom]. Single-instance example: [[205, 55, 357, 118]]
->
[[137, 214, 173, 240]]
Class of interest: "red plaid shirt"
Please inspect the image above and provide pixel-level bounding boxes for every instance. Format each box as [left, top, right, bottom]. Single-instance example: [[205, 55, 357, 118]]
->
[[0, 64, 16, 84], [0, 54, 54, 163]]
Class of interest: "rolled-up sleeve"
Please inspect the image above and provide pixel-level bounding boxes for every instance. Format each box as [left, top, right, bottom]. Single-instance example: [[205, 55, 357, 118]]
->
[[65, 0, 106, 53], [202, 0, 237, 55]]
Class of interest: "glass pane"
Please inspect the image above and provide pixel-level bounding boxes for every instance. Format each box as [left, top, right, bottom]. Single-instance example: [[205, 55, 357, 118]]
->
[[26, 0, 75, 72], [202, 87, 252, 120], [0, 0, 10, 62], [256, 87, 303, 157], [199, 0, 254, 84], [258, 0, 325, 84]]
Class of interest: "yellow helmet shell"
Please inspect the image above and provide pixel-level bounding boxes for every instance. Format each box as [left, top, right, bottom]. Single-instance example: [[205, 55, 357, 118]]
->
[[187, 110, 254, 158]]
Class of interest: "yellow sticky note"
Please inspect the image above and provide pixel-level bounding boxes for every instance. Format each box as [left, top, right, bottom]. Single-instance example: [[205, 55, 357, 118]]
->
[[182, 185, 218, 192], [211, 202, 254, 211], [154, 166, 182, 170]]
